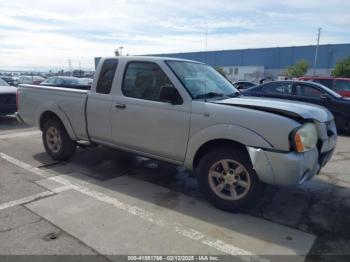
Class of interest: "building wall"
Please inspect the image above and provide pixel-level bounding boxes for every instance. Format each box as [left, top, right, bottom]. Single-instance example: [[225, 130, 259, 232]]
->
[[153, 43, 350, 69], [222, 66, 265, 82], [149, 43, 350, 80], [95, 43, 350, 80], [265, 68, 332, 79]]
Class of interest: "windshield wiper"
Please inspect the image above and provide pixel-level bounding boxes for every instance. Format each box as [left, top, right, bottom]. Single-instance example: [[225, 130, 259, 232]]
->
[[195, 92, 228, 99]]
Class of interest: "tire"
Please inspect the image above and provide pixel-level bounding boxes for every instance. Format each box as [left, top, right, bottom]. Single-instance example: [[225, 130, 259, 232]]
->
[[42, 119, 76, 161], [197, 147, 264, 212]]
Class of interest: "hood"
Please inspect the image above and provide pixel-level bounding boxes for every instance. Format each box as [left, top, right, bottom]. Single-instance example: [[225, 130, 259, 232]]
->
[[214, 96, 332, 123], [0, 85, 17, 94]]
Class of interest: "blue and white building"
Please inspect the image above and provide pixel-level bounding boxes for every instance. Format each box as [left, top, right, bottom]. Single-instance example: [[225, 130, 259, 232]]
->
[[95, 43, 350, 81], [151, 43, 350, 81]]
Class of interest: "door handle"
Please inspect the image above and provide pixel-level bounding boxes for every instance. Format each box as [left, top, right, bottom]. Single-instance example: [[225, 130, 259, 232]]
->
[[115, 103, 126, 109]]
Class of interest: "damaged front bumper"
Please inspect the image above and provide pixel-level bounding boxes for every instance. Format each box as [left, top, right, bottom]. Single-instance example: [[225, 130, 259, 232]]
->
[[247, 147, 334, 186], [247, 119, 337, 186]]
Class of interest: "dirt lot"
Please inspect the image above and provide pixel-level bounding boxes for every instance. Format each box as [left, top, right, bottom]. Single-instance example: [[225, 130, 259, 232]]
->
[[0, 115, 350, 262]]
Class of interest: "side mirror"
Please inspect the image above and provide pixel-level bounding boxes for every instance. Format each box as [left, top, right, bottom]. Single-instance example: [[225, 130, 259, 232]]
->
[[320, 94, 331, 101], [159, 85, 182, 105], [236, 84, 243, 90]]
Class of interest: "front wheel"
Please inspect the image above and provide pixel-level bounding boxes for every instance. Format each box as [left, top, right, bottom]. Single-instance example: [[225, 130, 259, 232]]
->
[[42, 119, 76, 161], [197, 147, 264, 212]]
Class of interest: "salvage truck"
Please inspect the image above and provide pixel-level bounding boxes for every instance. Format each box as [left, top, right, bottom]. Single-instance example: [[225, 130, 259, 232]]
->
[[16, 56, 337, 211]]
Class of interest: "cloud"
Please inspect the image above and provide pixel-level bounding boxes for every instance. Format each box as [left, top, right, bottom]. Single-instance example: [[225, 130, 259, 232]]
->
[[0, 0, 349, 70]]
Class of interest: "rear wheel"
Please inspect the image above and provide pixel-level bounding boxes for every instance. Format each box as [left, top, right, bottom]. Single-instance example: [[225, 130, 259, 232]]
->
[[197, 147, 264, 212], [42, 119, 76, 161]]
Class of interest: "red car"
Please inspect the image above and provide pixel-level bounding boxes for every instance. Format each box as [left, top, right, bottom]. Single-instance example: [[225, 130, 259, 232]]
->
[[299, 77, 350, 97]]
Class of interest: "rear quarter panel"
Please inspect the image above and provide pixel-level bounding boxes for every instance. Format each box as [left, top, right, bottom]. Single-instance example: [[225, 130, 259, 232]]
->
[[18, 85, 88, 140]]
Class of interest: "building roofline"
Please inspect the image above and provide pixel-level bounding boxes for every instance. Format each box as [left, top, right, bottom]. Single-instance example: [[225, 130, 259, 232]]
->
[[150, 42, 350, 56]]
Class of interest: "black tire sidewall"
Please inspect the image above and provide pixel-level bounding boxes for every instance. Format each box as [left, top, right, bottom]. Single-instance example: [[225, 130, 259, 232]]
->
[[42, 119, 75, 161], [197, 147, 264, 212]]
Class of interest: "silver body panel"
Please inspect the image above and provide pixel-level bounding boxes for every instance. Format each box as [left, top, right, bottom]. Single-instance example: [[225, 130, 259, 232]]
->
[[17, 56, 337, 186]]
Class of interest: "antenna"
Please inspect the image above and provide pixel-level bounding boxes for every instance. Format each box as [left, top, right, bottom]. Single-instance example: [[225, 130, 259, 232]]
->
[[204, 22, 208, 102]]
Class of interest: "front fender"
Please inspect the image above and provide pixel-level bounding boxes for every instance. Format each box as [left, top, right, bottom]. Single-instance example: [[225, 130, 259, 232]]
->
[[184, 124, 273, 170], [36, 102, 77, 140]]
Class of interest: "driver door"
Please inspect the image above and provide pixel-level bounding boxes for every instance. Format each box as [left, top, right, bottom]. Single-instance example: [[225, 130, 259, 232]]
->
[[110, 61, 191, 162]]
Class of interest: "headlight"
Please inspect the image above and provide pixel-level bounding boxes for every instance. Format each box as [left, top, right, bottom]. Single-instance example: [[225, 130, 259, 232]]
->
[[292, 123, 318, 152]]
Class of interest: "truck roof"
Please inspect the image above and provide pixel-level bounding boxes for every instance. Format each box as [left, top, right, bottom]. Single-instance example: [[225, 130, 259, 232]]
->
[[100, 56, 202, 64]]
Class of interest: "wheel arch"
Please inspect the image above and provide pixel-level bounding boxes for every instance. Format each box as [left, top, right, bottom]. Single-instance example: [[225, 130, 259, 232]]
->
[[192, 139, 248, 171], [184, 124, 273, 170], [39, 110, 77, 140]]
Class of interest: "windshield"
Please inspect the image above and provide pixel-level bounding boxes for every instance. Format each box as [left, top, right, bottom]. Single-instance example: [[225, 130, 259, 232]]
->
[[0, 78, 9, 86], [166, 61, 238, 99]]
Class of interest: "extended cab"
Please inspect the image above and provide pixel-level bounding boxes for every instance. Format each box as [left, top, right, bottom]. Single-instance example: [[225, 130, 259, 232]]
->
[[16, 56, 337, 211]]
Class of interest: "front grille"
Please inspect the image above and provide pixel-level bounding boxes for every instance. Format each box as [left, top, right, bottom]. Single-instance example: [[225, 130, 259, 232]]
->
[[0, 94, 16, 105]]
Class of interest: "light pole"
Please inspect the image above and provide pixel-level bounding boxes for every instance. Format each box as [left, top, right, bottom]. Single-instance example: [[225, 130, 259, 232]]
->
[[119, 46, 124, 56], [313, 27, 322, 76]]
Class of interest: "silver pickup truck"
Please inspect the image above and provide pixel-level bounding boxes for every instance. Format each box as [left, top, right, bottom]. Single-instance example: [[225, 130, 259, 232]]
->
[[16, 56, 337, 212]]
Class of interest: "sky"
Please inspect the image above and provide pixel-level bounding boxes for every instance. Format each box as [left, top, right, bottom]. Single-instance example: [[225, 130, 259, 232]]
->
[[0, 0, 350, 71]]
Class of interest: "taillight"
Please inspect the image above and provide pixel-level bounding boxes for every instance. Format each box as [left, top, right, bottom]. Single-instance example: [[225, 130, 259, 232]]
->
[[16, 89, 19, 111]]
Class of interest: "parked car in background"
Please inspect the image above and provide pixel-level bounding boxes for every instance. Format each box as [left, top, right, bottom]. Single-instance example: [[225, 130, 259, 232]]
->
[[299, 77, 350, 97], [0, 76, 19, 86], [0, 78, 17, 116], [232, 81, 256, 90], [79, 78, 93, 86], [19, 75, 45, 85], [242, 80, 350, 132], [17, 56, 337, 212], [40, 76, 91, 90]]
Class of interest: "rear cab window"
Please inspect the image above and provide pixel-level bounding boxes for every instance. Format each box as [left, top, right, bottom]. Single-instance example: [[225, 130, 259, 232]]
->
[[96, 59, 119, 94]]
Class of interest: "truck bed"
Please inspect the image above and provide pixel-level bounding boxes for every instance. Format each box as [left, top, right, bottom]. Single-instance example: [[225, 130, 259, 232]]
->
[[18, 84, 89, 140]]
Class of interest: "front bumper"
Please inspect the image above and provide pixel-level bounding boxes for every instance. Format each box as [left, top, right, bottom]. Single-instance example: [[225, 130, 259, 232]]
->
[[247, 119, 337, 186], [248, 147, 335, 186], [247, 134, 337, 186]]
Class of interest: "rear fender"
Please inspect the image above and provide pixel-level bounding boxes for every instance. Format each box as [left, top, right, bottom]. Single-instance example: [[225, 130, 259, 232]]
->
[[36, 102, 77, 140]]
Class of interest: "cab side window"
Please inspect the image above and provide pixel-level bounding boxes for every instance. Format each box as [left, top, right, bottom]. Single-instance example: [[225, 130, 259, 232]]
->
[[295, 84, 323, 97], [262, 82, 293, 95], [122, 62, 175, 102], [96, 59, 118, 94]]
